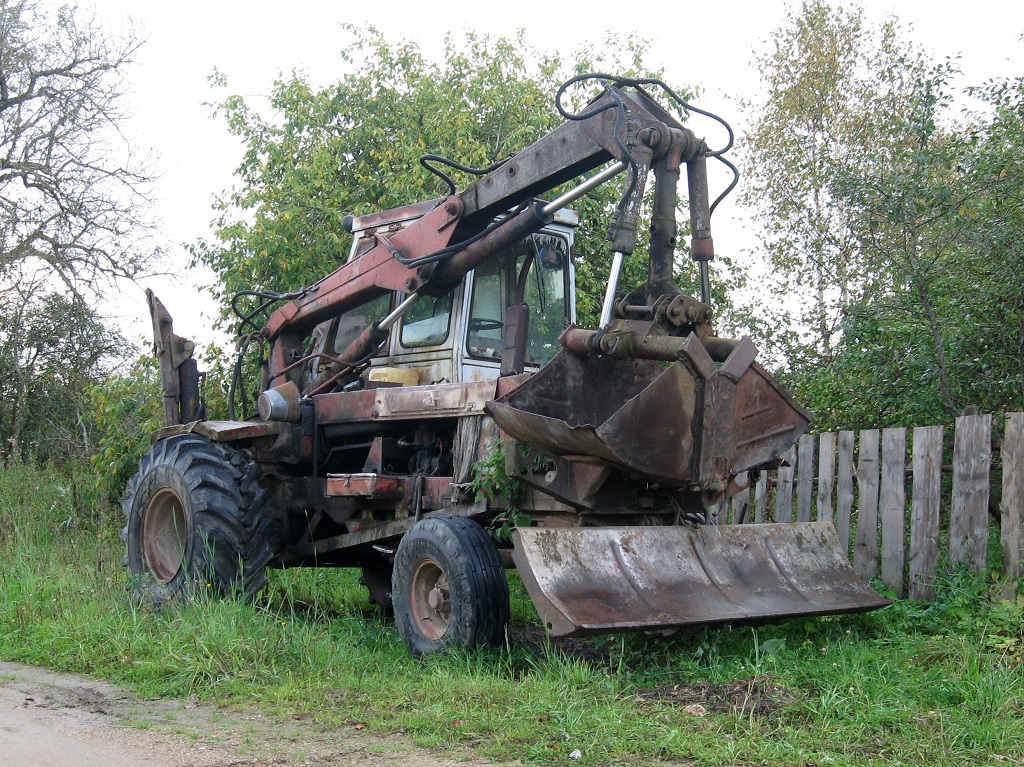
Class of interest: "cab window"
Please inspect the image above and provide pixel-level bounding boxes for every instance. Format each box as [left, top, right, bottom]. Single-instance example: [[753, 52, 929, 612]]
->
[[467, 233, 569, 365], [330, 293, 392, 354], [400, 293, 453, 347], [305, 293, 392, 384]]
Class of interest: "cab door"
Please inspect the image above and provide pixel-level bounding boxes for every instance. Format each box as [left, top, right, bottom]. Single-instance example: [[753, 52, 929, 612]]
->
[[459, 230, 573, 383]]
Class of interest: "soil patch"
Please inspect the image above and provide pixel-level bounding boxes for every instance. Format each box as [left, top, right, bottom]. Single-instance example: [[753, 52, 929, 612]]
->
[[634, 675, 797, 716]]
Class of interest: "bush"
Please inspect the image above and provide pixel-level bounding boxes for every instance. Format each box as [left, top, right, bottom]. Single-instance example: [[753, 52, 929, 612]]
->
[[86, 354, 163, 505]]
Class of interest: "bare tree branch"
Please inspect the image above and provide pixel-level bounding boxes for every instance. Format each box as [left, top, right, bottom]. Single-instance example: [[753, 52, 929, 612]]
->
[[0, 0, 157, 298]]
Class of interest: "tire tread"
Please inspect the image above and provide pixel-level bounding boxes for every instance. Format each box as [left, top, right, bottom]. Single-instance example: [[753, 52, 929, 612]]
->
[[392, 515, 509, 656], [122, 434, 279, 603]]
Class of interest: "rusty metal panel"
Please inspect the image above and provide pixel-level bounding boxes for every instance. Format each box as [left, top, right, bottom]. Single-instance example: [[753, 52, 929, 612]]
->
[[732, 363, 813, 471], [458, 120, 608, 222], [152, 420, 284, 444], [495, 373, 531, 398], [489, 350, 701, 483], [326, 473, 403, 498], [347, 199, 439, 237], [374, 380, 494, 418], [512, 522, 889, 637], [487, 350, 674, 468], [490, 345, 811, 491], [316, 380, 497, 424], [315, 389, 376, 423], [421, 476, 456, 510]]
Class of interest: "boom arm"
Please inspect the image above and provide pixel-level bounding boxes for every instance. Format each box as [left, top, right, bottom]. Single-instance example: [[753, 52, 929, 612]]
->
[[262, 84, 716, 389]]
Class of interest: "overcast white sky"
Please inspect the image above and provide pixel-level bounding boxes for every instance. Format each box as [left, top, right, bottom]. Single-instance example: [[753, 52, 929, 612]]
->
[[87, 0, 1024, 344]]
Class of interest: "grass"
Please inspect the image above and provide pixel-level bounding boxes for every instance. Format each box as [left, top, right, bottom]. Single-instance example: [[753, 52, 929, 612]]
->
[[1, 462, 1022, 766]]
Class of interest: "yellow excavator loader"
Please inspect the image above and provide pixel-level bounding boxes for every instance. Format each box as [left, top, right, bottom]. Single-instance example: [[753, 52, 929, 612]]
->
[[127, 75, 887, 656]]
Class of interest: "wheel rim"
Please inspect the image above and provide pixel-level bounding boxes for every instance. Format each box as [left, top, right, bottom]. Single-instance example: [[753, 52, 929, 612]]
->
[[141, 487, 187, 582], [410, 560, 451, 640]]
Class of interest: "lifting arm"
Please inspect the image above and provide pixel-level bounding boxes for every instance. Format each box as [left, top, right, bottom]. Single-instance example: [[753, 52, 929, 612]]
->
[[261, 83, 717, 389]]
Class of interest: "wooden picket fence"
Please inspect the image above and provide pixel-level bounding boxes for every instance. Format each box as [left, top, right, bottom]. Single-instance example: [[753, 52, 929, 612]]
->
[[713, 412, 1024, 601]]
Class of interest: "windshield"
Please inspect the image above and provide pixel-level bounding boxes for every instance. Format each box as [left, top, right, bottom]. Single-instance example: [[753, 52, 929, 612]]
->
[[467, 232, 569, 365]]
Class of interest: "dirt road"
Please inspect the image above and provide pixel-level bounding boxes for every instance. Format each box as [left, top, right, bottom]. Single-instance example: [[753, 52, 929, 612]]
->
[[0, 661, 500, 767]]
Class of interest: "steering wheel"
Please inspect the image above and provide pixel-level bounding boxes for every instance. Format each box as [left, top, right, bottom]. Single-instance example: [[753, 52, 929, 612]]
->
[[468, 318, 503, 332]]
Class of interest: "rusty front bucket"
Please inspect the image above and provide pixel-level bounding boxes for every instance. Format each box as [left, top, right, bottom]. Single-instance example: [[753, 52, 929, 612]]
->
[[488, 343, 811, 489], [511, 522, 889, 637]]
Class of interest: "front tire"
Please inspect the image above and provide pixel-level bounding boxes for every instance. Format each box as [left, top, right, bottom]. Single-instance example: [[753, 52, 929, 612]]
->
[[122, 434, 278, 604], [393, 515, 509, 656]]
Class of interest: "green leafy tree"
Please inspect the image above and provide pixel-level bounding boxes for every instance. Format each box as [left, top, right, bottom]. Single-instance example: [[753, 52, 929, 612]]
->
[[86, 342, 234, 505], [958, 72, 1024, 414], [756, 13, 1024, 428], [191, 28, 738, 333], [86, 353, 161, 504], [826, 64, 973, 421], [0, 0, 159, 504], [0, 278, 125, 463], [742, 1, 1024, 428], [809, 60, 1024, 428]]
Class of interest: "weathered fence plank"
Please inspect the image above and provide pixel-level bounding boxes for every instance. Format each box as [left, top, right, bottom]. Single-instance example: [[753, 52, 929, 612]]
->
[[797, 434, 816, 523], [880, 428, 907, 595], [950, 414, 992, 570], [727, 412, 1023, 602], [775, 446, 796, 522], [754, 471, 768, 523], [817, 432, 837, 524], [836, 430, 855, 555], [909, 425, 943, 600], [855, 429, 880, 580], [1000, 413, 1024, 598]]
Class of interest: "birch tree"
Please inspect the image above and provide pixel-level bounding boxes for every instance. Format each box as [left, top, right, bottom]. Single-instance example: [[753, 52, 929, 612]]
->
[[741, 0, 929, 358]]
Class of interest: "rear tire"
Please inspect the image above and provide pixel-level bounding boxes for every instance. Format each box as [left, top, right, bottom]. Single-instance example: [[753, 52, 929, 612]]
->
[[122, 434, 280, 605], [392, 515, 509, 656]]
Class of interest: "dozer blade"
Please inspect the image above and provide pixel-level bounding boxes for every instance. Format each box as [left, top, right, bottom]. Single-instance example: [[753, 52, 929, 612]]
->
[[512, 522, 889, 637]]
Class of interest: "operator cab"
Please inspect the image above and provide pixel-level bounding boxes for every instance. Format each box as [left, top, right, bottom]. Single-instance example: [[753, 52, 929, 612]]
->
[[317, 205, 577, 387]]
